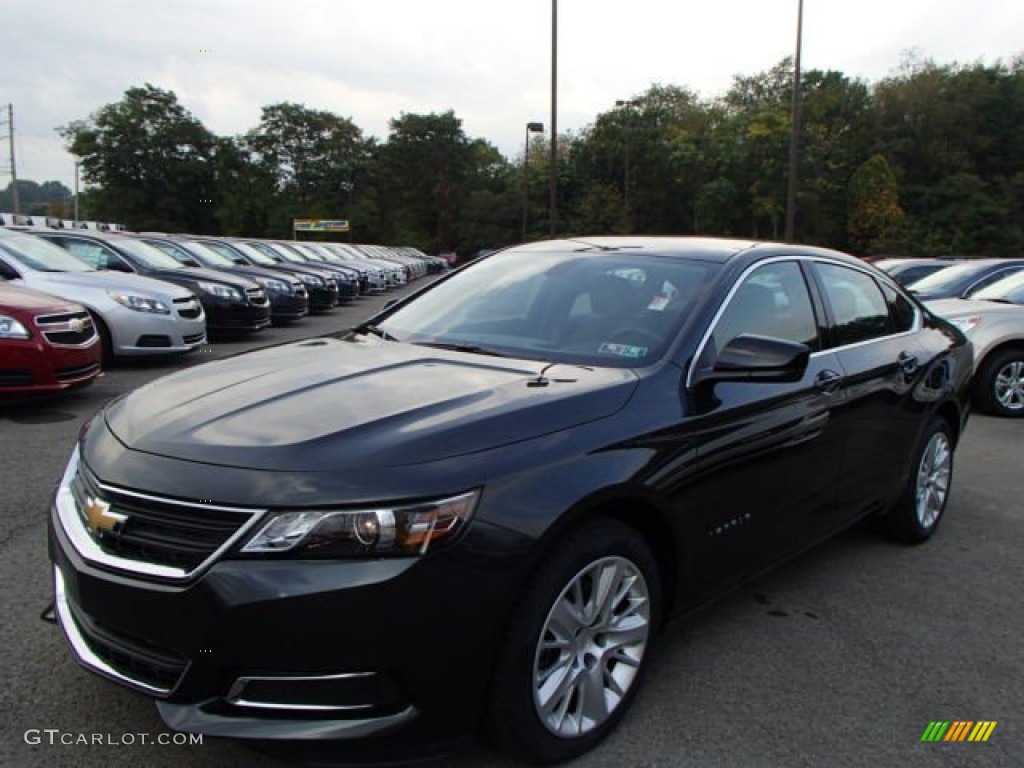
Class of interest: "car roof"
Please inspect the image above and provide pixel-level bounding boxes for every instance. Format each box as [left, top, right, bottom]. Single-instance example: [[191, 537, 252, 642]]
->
[[507, 236, 861, 266]]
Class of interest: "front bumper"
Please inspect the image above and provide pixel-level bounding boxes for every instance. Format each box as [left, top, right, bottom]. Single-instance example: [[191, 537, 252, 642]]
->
[[0, 339, 102, 393], [203, 300, 272, 333], [107, 305, 207, 356], [48, 464, 530, 749]]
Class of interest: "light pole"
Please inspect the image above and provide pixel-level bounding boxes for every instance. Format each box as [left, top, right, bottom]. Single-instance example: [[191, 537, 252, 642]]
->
[[549, 0, 558, 238], [73, 161, 80, 223], [340, 179, 354, 242], [522, 122, 544, 241], [615, 99, 639, 231], [784, 0, 804, 243]]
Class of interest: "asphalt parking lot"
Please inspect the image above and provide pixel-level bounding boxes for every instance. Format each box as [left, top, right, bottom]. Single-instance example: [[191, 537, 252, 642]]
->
[[1, 281, 1021, 768]]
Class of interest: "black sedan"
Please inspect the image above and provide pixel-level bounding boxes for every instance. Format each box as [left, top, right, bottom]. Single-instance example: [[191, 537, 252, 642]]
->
[[33, 230, 271, 335], [908, 258, 1024, 300], [193, 237, 340, 312], [136, 235, 310, 324], [873, 257, 961, 286], [47, 237, 971, 764]]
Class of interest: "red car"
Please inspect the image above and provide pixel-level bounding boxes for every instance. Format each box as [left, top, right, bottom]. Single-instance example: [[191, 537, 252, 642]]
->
[[0, 283, 102, 395]]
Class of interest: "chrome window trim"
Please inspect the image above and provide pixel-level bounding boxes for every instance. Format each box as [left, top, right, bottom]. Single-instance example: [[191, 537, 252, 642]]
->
[[55, 446, 267, 581], [686, 255, 922, 388]]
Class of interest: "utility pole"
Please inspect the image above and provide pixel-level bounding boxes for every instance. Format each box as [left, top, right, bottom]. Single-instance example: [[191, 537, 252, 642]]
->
[[784, 0, 804, 243], [549, 0, 558, 238], [3, 104, 20, 214]]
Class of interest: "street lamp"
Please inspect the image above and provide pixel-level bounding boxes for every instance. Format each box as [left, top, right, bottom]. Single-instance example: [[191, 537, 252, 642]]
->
[[522, 122, 544, 241], [549, 0, 558, 238], [73, 161, 80, 223], [784, 0, 804, 242], [615, 99, 639, 231], [339, 179, 354, 242]]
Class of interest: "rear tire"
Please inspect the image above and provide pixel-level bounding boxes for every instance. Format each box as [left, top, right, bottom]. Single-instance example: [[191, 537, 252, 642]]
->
[[881, 417, 954, 544], [487, 518, 660, 763], [973, 348, 1024, 417]]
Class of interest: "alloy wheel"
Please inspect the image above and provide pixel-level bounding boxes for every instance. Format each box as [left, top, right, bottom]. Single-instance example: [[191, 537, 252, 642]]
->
[[532, 556, 650, 738], [916, 431, 952, 530]]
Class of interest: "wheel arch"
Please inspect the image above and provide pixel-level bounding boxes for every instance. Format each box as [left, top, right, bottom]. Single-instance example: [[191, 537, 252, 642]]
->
[[534, 489, 680, 626]]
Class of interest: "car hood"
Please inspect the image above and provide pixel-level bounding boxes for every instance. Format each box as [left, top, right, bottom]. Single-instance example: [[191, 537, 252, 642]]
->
[[21, 270, 194, 301], [148, 266, 256, 290], [0, 283, 81, 313], [104, 337, 639, 470], [925, 298, 1024, 319]]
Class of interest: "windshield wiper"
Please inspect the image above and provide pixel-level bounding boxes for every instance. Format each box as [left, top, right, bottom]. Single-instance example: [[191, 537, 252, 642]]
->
[[414, 341, 510, 357], [982, 297, 1016, 304], [352, 323, 400, 341]]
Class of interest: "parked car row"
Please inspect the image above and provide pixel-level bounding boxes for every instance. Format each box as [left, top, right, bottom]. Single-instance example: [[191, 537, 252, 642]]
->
[[874, 257, 1024, 417], [0, 225, 445, 398]]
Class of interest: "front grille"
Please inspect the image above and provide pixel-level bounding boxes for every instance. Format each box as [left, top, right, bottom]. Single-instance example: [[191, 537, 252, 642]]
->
[[36, 310, 97, 347], [66, 595, 187, 692], [183, 332, 205, 345], [136, 334, 172, 348], [56, 362, 101, 383], [245, 287, 268, 306], [173, 296, 202, 319], [0, 369, 33, 386], [69, 466, 259, 574]]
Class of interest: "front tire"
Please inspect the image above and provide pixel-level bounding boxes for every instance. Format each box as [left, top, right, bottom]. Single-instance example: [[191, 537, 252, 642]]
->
[[974, 348, 1024, 417], [487, 518, 660, 763], [882, 417, 954, 544]]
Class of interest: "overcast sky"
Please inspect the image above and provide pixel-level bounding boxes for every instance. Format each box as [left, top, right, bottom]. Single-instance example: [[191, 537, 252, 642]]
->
[[3, 0, 1022, 193]]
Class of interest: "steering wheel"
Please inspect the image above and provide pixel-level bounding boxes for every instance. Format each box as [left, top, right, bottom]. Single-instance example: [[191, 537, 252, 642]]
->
[[607, 327, 661, 351]]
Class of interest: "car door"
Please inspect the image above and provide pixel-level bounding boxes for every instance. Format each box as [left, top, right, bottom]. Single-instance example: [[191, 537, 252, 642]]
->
[[809, 261, 925, 523], [681, 259, 848, 597]]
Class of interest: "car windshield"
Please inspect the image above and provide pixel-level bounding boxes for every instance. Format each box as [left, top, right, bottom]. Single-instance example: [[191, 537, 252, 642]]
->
[[910, 263, 986, 292], [266, 244, 306, 263], [0, 233, 96, 272], [377, 248, 719, 367], [229, 241, 278, 265], [971, 271, 1024, 304], [114, 238, 185, 270], [181, 240, 238, 267]]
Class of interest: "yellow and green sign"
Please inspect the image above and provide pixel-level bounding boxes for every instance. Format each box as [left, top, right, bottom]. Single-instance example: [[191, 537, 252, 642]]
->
[[293, 219, 349, 233], [921, 721, 997, 742]]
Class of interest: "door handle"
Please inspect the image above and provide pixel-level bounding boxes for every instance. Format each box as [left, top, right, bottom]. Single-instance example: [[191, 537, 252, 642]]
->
[[898, 352, 919, 375], [815, 369, 843, 394]]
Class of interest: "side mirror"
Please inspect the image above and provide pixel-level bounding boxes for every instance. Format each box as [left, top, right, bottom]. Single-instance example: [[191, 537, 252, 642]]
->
[[697, 334, 810, 385]]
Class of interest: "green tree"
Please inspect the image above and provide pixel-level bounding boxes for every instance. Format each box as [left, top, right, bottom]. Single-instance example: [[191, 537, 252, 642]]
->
[[375, 111, 493, 252], [60, 84, 219, 232], [245, 103, 371, 235], [848, 154, 904, 253]]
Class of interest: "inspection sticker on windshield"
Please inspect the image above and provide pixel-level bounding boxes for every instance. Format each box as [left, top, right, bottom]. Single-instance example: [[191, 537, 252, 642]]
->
[[647, 294, 670, 311], [598, 343, 648, 359]]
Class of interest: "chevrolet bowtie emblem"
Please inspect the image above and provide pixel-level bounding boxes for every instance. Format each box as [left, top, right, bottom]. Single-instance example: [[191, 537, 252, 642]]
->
[[84, 496, 127, 536], [70, 318, 88, 333]]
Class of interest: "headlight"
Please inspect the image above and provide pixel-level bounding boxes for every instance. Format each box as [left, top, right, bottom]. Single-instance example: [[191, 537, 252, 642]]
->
[[0, 315, 31, 339], [107, 291, 170, 314], [949, 316, 981, 334], [300, 275, 324, 287], [197, 281, 241, 301], [240, 491, 479, 558], [262, 278, 289, 293]]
